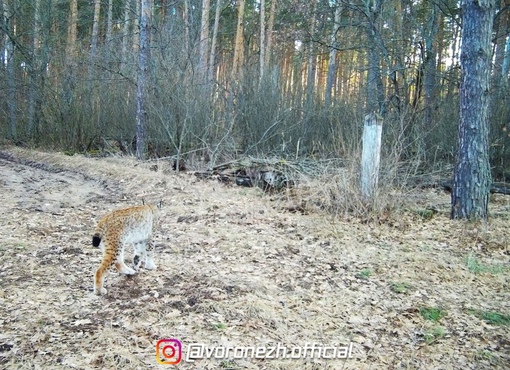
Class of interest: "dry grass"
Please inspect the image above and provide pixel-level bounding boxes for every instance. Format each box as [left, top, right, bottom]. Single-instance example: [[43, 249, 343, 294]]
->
[[0, 146, 509, 369]]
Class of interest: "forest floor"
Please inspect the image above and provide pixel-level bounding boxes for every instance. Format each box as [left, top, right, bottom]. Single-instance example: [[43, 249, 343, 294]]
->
[[0, 146, 509, 370]]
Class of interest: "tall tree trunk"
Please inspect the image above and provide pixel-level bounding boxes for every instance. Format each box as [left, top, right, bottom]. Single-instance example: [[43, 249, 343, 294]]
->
[[198, 0, 210, 82], [365, 0, 384, 115], [3, 0, 16, 141], [27, 0, 41, 136], [106, 0, 113, 45], [121, 0, 131, 72], [420, 3, 441, 159], [133, 0, 140, 54], [66, 0, 78, 66], [259, 0, 266, 82], [423, 4, 440, 129], [232, 0, 246, 82], [325, 2, 342, 107], [208, 0, 222, 83], [183, 0, 190, 57], [136, 0, 152, 159], [90, 0, 101, 65], [492, 5, 508, 86], [265, 0, 276, 70], [305, 1, 317, 105], [451, 0, 495, 220], [0, 0, 5, 68], [502, 36, 510, 83]]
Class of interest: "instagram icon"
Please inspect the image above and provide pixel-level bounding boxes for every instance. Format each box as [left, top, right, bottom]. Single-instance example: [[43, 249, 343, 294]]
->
[[156, 338, 182, 365]]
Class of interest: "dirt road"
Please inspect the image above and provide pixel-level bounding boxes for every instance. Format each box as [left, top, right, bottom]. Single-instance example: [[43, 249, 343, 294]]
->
[[0, 147, 508, 369]]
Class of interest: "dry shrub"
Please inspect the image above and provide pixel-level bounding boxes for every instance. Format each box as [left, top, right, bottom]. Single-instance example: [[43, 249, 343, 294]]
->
[[285, 155, 420, 222]]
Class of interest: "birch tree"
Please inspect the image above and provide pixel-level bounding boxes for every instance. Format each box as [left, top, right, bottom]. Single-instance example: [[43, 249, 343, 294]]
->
[[451, 0, 495, 220]]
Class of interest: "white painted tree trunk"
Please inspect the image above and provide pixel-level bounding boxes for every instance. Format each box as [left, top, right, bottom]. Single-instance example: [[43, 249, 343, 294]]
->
[[361, 113, 383, 201]]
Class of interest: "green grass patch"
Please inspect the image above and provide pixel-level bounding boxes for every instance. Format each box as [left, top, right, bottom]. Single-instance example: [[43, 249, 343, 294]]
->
[[424, 325, 445, 344], [469, 309, 510, 326], [390, 281, 412, 294], [356, 268, 372, 280], [465, 254, 505, 274], [474, 350, 503, 365], [409, 208, 438, 220], [420, 306, 446, 322], [219, 360, 238, 369], [212, 322, 227, 330]]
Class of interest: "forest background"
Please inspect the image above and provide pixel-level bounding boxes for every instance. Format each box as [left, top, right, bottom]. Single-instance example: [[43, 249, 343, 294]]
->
[[0, 0, 509, 178]]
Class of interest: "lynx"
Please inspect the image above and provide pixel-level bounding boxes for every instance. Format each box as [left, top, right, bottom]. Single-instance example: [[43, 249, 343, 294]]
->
[[92, 202, 162, 295]]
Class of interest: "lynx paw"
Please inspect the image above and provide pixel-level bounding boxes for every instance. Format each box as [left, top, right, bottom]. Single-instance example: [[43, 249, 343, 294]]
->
[[144, 260, 157, 270], [124, 267, 137, 275], [94, 287, 107, 295]]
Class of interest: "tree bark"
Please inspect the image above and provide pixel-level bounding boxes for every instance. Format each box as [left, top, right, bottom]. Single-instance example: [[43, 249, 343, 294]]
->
[[422, 3, 440, 129], [90, 0, 101, 62], [65, 0, 78, 66], [136, 0, 152, 159], [3, 0, 16, 141], [208, 0, 222, 83], [503, 36, 510, 83], [325, 2, 341, 107], [259, 0, 266, 82], [121, 0, 131, 72], [305, 1, 317, 105], [198, 0, 210, 82], [232, 0, 246, 81], [27, 0, 41, 136], [492, 5, 508, 86], [106, 0, 113, 45], [265, 0, 276, 70], [365, 0, 384, 115], [451, 0, 495, 220]]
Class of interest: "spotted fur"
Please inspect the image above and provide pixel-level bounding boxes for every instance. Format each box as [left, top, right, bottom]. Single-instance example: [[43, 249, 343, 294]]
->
[[92, 203, 161, 295]]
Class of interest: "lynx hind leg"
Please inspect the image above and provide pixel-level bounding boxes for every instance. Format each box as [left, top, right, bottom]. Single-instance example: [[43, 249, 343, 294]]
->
[[144, 241, 157, 270], [94, 267, 109, 295], [133, 241, 147, 271], [115, 245, 136, 275], [94, 250, 116, 295]]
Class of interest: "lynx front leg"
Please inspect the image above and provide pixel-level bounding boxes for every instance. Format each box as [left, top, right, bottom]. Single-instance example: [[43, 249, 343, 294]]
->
[[144, 241, 157, 270]]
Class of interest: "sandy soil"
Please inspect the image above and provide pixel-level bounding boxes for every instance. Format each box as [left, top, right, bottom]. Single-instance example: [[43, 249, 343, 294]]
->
[[0, 147, 508, 369]]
